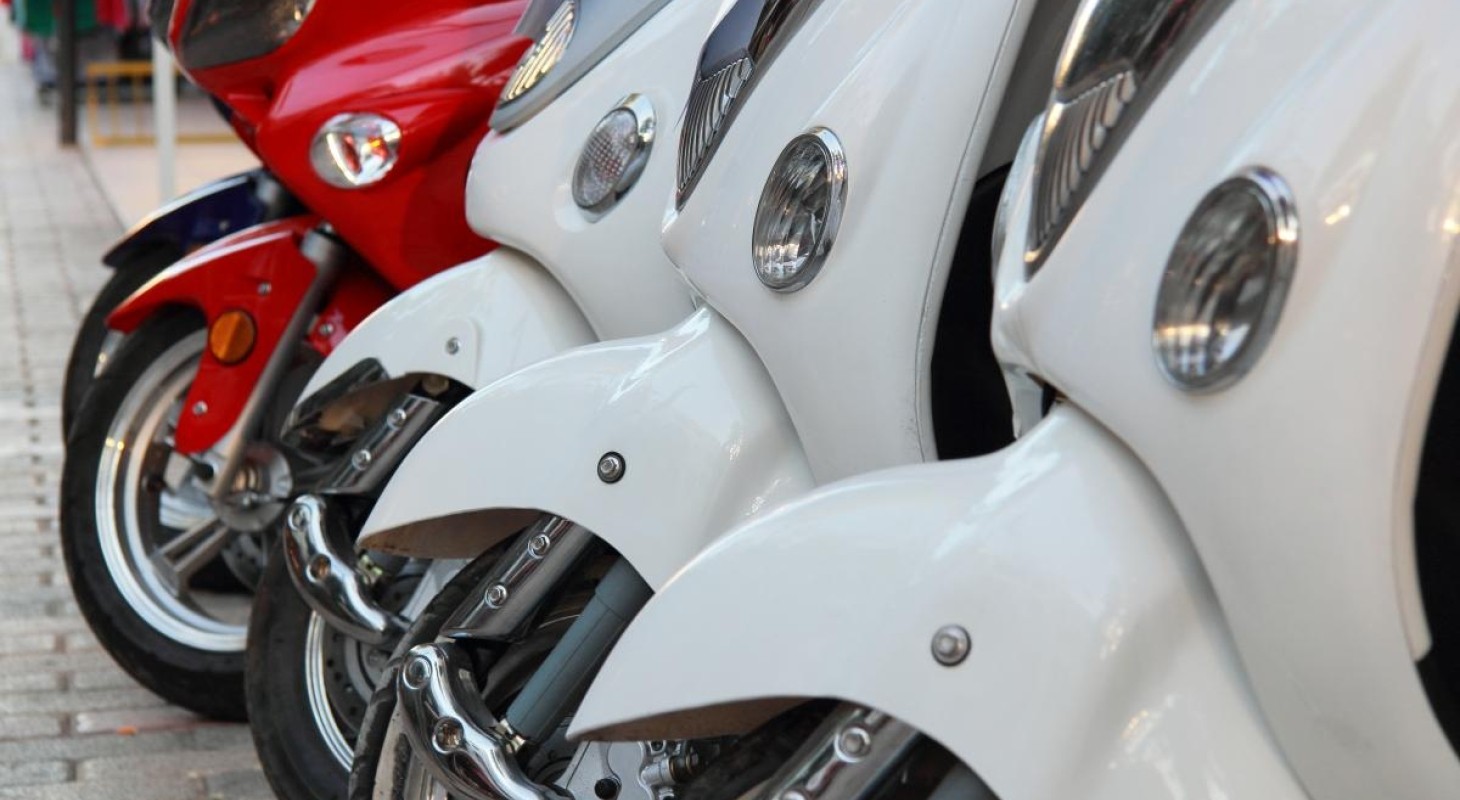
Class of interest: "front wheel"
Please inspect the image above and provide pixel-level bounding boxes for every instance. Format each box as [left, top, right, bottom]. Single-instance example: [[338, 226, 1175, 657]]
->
[[60, 312, 270, 720], [352, 544, 712, 800], [247, 537, 445, 800], [348, 552, 506, 800], [247, 540, 385, 799]]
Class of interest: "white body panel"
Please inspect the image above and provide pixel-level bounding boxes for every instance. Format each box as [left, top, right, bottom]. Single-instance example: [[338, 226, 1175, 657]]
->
[[300, 250, 595, 396], [575, 406, 1307, 800], [358, 0, 1071, 566], [358, 309, 814, 589], [988, 1, 1460, 797], [300, 0, 717, 412], [464, 0, 718, 342], [663, 0, 1046, 480]]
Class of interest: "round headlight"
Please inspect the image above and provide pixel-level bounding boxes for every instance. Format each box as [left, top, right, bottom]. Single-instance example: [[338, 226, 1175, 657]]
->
[[1153, 168, 1298, 391], [752, 128, 847, 292], [309, 113, 401, 190], [572, 95, 654, 215]]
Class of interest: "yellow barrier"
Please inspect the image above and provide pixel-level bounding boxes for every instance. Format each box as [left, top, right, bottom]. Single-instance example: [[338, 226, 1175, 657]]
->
[[83, 61, 238, 148]]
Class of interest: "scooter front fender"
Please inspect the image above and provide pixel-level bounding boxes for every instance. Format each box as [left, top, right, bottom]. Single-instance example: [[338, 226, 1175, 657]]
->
[[298, 248, 596, 399], [357, 308, 815, 589], [572, 405, 1307, 800]]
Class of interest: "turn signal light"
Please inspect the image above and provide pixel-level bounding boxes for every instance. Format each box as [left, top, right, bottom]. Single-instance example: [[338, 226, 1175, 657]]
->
[[209, 309, 257, 365], [1152, 168, 1298, 391], [310, 113, 401, 189], [751, 128, 847, 292]]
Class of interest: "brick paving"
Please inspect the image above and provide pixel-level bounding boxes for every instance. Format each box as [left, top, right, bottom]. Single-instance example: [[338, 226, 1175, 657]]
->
[[0, 47, 270, 800]]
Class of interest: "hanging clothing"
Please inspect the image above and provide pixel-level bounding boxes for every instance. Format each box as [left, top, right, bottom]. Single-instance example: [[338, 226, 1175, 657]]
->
[[94, 0, 129, 30], [17, 0, 98, 37]]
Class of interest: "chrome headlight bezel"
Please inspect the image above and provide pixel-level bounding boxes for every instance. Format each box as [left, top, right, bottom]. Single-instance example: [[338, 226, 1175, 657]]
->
[[1024, 0, 1237, 271]]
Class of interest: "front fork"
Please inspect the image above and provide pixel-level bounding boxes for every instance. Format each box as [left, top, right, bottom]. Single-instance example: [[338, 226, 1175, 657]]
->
[[283, 386, 449, 645], [396, 516, 653, 800], [392, 521, 942, 800], [206, 225, 350, 505]]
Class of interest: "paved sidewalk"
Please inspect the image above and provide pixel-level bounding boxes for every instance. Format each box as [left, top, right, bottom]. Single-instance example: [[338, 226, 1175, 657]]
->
[[0, 47, 269, 800]]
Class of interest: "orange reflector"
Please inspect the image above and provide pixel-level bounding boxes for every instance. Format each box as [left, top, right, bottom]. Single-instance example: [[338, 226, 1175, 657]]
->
[[208, 310, 257, 365]]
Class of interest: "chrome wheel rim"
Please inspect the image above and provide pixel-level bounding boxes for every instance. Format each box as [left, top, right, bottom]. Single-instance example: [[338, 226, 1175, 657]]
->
[[94, 330, 248, 651], [305, 613, 356, 769]]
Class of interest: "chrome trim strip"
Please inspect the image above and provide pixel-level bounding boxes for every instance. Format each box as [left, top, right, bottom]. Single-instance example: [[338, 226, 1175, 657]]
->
[[676, 56, 753, 205]]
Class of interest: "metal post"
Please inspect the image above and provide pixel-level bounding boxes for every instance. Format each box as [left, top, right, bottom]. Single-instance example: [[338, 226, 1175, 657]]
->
[[152, 45, 177, 200], [57, 0, 78, 144]]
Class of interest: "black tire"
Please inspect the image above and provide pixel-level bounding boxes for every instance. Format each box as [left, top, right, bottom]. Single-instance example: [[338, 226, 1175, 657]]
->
[[60, 311, 248, 721], [62, 248, 178, 438], [248, 539, 380, 800]]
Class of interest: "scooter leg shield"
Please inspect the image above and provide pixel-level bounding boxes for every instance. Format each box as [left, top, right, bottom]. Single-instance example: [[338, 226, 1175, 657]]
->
[[356, 308, 816, 590], [570, 405, 1308, 800], [297, 248, 596, 400]]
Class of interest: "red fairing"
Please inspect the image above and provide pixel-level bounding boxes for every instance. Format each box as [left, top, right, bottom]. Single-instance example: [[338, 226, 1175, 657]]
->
[[304, 270, 394, 356], [107, 218, 392, 454], [106, 0, 532, 454], [171, 0, 532, 289]]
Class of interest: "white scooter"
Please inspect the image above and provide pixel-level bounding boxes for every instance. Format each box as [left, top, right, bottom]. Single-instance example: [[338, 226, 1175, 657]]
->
[[348, 0, 1081, 797], [244, 0, 715, 795], [566, 0, 1460, 798]]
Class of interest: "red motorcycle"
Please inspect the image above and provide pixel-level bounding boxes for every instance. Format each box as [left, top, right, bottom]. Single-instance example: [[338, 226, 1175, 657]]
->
[[59, 0, 529, 723]]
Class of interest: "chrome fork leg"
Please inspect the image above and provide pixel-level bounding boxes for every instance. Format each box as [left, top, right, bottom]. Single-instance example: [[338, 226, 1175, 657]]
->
[[281, 388, 446, 643], [442, 515, 595, 641], [397, 523, 650, 800], [283, 495, 405, 645], [398, 641, 569, 800]]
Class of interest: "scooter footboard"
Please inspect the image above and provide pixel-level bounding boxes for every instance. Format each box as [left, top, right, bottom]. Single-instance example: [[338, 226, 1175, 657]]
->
[[297, 248, 597, 399], [571, 405, 1308, 800], [357, 308, 816, 589]]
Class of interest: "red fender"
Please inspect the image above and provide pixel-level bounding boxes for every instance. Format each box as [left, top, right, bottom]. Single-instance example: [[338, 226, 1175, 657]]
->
[[107, 217, 392, 454]]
